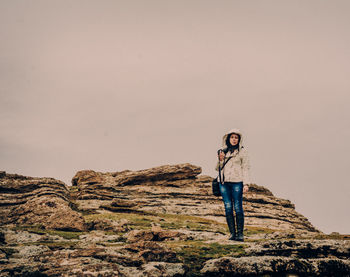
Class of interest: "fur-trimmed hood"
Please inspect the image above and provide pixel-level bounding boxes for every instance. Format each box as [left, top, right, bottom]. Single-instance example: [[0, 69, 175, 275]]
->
[[221, 128, 245, 150]]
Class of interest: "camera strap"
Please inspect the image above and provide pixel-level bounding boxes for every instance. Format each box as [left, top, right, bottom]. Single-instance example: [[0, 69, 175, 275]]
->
[[218, 156, 233, 184]]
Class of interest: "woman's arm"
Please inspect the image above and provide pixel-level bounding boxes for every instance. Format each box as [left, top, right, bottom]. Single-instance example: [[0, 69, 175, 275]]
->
[[215, 151, 226, 171], [241, 148, 251, 186], [215, 160, 225, 171]]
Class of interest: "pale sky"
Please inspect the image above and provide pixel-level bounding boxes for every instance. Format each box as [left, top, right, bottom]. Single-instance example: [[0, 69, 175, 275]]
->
[[1, 0, 349, 234]]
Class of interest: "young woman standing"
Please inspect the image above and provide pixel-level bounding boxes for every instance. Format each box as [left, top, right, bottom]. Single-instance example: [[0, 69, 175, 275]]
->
[[215, 129, 251, 241]]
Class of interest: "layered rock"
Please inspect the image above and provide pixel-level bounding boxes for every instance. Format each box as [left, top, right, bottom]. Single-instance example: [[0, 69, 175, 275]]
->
[[0, 171, 85, 231], [201, 239, 350, 276], [1, 164, 349, 277], [72, 163, 319, 234], [1, 225, 349, 277], [0, 227, 186, 277]]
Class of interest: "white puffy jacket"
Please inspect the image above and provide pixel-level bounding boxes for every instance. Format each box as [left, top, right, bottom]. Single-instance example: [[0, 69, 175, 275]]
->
[[215, 128, 251, 185]]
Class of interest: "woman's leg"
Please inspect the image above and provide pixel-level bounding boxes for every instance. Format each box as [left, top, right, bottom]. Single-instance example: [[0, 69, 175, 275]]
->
[[232, 182, 243, 214], [219, 182, 236, 240], [232, 182, 244, 241]]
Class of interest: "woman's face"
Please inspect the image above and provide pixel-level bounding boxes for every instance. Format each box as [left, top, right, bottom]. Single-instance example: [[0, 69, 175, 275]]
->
[[229, 133, 240, 146]]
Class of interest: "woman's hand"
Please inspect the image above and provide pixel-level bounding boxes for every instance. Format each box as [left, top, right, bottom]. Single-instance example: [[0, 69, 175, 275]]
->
[[218, 151, 225, 161], [243, 185, 249, 193]]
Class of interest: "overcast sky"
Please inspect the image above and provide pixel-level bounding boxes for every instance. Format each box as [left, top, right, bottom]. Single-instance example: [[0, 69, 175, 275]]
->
[[1, 0, 349, 234]]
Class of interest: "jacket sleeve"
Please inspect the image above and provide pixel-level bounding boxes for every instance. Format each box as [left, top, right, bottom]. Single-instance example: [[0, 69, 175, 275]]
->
[[241, 148, 251, 185]]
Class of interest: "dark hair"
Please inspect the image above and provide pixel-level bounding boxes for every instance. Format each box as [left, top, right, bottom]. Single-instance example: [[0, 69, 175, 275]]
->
[[224, 133, 241, 153]]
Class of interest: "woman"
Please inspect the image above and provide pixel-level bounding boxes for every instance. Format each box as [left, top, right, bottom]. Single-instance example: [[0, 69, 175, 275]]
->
[[215, 128, 251, 241]]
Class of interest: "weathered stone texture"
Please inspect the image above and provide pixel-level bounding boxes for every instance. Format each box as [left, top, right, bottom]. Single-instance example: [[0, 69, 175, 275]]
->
[[0, 172, 85, 231], [1, 164, 349, 277], [72, 163, 319, 234]]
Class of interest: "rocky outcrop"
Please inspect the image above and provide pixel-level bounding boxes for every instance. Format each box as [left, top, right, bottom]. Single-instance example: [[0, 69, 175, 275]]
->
[[1, 164, 349, 277], [71, 163, 201, 199], [72, 163, 319, 234], [0, 172, 85, 231], [0, 228, 186, 277], [201, 239, 350, 276]]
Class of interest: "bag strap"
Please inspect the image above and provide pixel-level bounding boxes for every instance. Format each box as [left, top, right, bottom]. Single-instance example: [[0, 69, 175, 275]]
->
[[218, 156, 233, 184], [222, 156, 233, 168]]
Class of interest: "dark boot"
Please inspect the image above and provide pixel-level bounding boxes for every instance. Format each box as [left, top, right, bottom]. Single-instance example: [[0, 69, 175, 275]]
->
[[226, 213, 236, 240], [236, 213, 244, 241]]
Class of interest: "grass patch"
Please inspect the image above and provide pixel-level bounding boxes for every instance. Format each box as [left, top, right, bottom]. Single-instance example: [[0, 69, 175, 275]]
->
[[83, 213, 280, 245], [165, 240, 246, 277], [84, 212, 227, 234], [47, 230, 83, 240], [13, 225, 84, 240], [24, 241, 78, 250], [104, 231, 126, 237], [84, 213, 154, 230], [159, 214, 227, 234], [311, 233, 350, 240], [245, 226, 276, 236]]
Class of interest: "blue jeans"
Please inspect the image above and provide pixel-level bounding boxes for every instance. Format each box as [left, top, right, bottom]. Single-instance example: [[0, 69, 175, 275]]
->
[[219, 181, 244, 216]]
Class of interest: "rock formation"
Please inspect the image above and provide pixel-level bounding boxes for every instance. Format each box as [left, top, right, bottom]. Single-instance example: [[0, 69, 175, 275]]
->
[[0, 164, 349, 277], [201, 239, 350, 276], [0, 171, 85, 231], [71, 163, 319, 234]]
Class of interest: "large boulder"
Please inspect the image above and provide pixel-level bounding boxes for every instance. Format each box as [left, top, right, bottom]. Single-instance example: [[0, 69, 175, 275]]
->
[[71, 163, 320, 234], [0, 172, 85, 231]]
